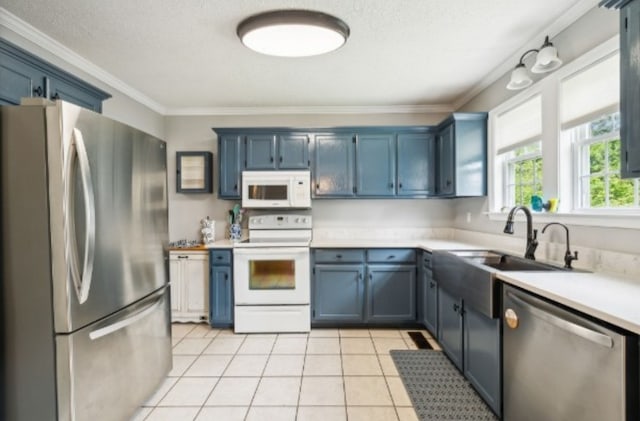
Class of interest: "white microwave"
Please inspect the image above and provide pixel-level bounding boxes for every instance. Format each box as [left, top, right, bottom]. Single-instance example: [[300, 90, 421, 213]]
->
[[241, 170, 311, 208]]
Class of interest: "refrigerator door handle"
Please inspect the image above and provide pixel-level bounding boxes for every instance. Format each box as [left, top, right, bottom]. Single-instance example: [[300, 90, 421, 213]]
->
[[507, 291, 613, 348], [89, 291, 164, 340], [64, 128, 96, 304]]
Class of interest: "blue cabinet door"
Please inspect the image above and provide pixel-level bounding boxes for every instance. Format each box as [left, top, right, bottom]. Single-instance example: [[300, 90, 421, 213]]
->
[[464, 305, 501, 416], [424, 269, 438, 337], [246, 134, 277, 170], [367, 264, 416, 322], [279, 134, 310, 169], [355, 133, 396, 196], [313, 264, 365, 322], [219, 134, 244, 198], [438, 287, 463, 370], [397, 133, 435, 196], [313, 133, 355, 197], [210, 263, 233, 327], [436, 123, 455, 196], [621, 2, 640, 177], [0, 48, 43, 105]]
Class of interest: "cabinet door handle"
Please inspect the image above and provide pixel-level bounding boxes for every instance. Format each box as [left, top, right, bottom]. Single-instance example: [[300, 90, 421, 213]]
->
[[389, 182, 394, 189], [387, 255, 395, 259], [429, 281, 435, 288], [51, 92, 60, 100], [270, 156, 274, 163], [224, 273, 228, 280], [233, 183, 238, 191], [33, 86, 44, 97], [453, 303, 459, 312], [177, 255, 188, 259], [216, 255, 223, 260], [335, 254, 342, 259], [316, 183, 320, 190], [399, 182, 403, 188], [446, 180, 452, 186], [279, 156, 283, 163], [369, 273, 373, 280]]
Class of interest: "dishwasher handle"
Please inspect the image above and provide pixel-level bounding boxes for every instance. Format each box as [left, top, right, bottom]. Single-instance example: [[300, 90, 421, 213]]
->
[[506, 291, 613, 348]]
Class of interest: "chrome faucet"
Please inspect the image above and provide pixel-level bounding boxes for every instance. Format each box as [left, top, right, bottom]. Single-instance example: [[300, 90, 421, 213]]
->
[[541, 222, 578, 269], [503, 206, 538, 260]]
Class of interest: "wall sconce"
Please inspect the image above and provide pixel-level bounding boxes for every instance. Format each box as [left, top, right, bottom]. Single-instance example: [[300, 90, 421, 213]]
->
[[237, 9, 350, 57], [507, 36, 563, 90]]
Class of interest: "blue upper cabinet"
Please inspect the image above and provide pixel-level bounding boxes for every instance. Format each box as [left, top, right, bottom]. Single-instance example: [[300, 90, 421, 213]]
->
[[0, 39, 110, 112], [620, 1, 640, 177], [435, 113, 487, 197], [436, 122, 455, 196], [244, 132, 310, 170], [279, 133, 310, 169], [313, 133, 356, 197], [355, 133, 396, 196], [218, 133, 244, 198], [397, 133, 436, 196], [246, 134, 277, 170]]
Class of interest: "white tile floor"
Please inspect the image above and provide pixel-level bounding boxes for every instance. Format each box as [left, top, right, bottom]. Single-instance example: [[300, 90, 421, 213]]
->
[[131, 324, 441, 421]]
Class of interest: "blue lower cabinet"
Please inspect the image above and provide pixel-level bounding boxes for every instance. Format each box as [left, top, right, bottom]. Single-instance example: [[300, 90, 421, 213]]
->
[[312, 264, 365, 323], [209, 250, 233, 327], [437, 287, 464, 370], [436, 284, 501, 417], [424, 269, 438, 337], [367, 264, 416, 322], [463, 305, 501, 416], [312, 248, 417, 326]]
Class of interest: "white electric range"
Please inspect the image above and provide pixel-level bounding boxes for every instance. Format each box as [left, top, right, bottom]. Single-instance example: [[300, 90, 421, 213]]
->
[[232, 214, 312, 333]]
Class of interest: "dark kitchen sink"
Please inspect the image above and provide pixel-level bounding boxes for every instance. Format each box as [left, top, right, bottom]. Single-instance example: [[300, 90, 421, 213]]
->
[[450, 250, 562, 272], [432, 250, 574, 319]]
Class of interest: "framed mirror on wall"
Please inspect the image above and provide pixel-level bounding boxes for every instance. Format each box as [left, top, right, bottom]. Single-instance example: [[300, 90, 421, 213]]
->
[[176, 151, 213, 193]]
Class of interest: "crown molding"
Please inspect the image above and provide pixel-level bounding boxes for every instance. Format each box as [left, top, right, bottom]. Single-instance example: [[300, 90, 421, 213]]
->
[[452, 0, 600, 110], [0, 7, 167, 114], [165, 104, 454, 116]]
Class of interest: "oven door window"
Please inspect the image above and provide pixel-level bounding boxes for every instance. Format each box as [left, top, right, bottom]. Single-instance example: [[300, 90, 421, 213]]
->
[[248, 184, 288, 200], [249, 259, 295, 289]]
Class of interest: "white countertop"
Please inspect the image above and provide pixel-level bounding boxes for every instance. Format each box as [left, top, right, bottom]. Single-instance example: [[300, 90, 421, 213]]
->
[[310, 237, 640, 335], [496, 270, 640, 335]]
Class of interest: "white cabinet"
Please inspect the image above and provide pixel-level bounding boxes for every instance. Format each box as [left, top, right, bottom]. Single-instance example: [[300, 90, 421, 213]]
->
[[169, 250, 209, 323]]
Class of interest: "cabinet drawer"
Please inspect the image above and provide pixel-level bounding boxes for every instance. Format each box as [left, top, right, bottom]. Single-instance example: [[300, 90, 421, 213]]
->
[[422, 252, 433, 268], [367, 249, 415, 263], [314, 249, 365, 263], [210, 249, 232, 265]]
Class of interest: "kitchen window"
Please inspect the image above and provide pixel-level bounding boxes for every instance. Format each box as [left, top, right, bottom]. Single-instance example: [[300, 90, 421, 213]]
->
[[489, 37, 640, 228], [565, 112, 639, 209], [503, 141, 543, 207], [493, 94, 543, 210]]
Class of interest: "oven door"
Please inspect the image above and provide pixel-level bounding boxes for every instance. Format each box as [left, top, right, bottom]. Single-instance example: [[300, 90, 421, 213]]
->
[[233, 247, 310, 305]]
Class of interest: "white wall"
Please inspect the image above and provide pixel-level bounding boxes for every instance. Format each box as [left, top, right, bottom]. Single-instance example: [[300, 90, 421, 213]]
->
[[164, 113, 452, 241], [453, 6, 640, 256]]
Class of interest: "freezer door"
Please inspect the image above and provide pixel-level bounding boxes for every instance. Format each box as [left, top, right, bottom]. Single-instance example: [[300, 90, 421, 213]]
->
[[56, 287, 171, 421], [48, 102, 169, 333]]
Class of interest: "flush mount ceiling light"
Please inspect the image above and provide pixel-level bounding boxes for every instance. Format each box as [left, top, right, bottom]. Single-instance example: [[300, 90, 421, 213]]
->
[[507, 36, 563, 90], [237, 9, 350, 57]]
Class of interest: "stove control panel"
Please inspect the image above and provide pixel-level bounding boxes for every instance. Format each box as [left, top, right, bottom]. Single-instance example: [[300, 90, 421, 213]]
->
[[248, 214, 312, 230]]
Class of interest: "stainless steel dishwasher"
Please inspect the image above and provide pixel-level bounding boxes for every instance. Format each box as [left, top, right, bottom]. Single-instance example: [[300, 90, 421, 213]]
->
[[502, 285, 638, 421]]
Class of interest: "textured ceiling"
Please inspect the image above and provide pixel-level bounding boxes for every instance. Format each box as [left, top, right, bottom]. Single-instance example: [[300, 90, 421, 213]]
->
[[1, 0, 591, 112]]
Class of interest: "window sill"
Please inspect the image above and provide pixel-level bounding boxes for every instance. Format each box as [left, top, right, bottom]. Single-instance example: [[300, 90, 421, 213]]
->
[[486, 210, 640, 229]]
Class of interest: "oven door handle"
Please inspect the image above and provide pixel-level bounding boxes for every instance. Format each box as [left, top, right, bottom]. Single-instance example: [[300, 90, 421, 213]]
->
[[233, 247, 309, 256]]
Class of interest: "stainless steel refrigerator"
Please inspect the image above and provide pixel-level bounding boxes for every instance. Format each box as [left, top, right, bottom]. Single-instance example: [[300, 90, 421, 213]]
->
[[1, 101, 172, 421]]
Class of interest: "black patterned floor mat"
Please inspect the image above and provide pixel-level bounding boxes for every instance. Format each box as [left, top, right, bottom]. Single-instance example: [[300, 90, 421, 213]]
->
[[390, 350, 498, 421]]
